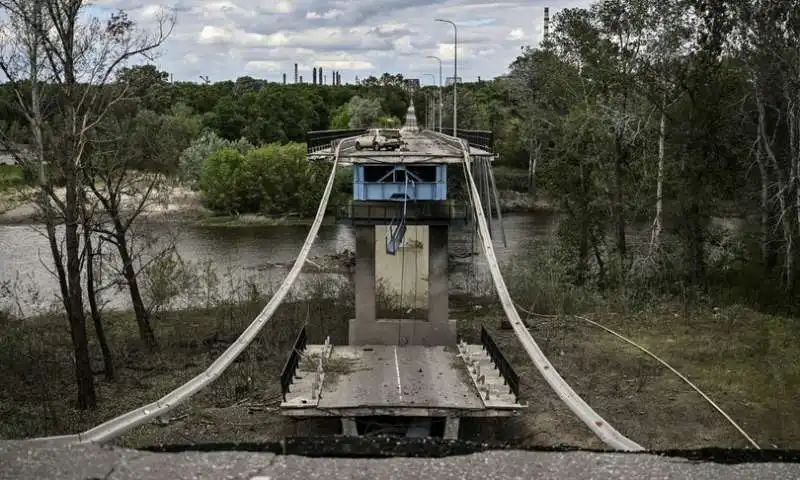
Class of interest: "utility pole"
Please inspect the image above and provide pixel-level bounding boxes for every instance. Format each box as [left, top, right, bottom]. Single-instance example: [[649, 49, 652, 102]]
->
[[435, 19, 457, 137], [423, 73, 437, 131], [426, 55, 443, 132]]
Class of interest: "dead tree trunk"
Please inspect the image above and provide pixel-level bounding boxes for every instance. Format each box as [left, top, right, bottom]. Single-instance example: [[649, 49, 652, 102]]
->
[[756, 88, 795, 288], [613, 133, 628, 265], [754, 139, 777, 275], [113, 220, 157, 349], [528, 139, 539, 195], [64, 166, 96, 409], [649, 98, 666, 256], [84, 214, 114, 381]]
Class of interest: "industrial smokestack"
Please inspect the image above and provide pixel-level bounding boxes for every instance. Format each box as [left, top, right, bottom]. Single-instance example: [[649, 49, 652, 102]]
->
[[294, 63, 298, 83], [544, 7, 550, 45]]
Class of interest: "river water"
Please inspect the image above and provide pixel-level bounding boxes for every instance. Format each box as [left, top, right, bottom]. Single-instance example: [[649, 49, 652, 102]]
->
[[0, 213, 563, 317], [0, 212, 744, 317]]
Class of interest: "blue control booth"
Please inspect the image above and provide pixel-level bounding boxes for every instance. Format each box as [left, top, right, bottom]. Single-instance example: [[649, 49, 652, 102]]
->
[[353, 164, 447, 201], [350, 164, 449, 255]]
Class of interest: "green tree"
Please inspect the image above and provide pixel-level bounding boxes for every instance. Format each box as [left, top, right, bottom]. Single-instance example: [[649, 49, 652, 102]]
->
[[347, 96, 382, 128]]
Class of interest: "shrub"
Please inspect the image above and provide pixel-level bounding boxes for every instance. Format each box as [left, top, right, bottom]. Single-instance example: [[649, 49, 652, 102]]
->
[[199, 147, 247, 214], [179, 131, 253, 187], [198, 142, 330, 216]]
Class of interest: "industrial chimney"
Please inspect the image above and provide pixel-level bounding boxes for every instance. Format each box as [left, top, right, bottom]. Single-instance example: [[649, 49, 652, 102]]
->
[[544, 7, 550, 45]]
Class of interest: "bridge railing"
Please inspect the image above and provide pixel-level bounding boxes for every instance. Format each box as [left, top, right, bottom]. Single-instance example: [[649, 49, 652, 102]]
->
[[480, 326, 520, 398], [280, 326, 308, 401], [307, 129, 367, 154], [438, 128, 494, 152]]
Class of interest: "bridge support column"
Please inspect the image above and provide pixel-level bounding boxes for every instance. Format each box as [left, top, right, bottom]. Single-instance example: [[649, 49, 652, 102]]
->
[[353, 226, 376, 337], [349, 224, 456, 346], [428, 225, 455, 344], [443, 417, 460, 440], [341, 417, 358, 436]]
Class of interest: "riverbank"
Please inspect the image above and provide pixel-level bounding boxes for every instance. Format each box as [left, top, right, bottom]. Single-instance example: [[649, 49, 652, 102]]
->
[[0, 185, 554, 226], [1, 294, 797, 449]]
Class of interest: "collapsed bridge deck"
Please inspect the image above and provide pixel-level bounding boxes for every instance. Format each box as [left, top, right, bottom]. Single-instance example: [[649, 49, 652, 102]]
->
[[280, 328, 525, 418]]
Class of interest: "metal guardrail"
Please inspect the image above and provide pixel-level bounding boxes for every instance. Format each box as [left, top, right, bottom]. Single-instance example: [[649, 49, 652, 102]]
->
[[307, 129, 367, 153], [280, 326, 308, 401], [480, 327, 520, 398], [333, 203, 469, 223], [439, 128, 493, 152]]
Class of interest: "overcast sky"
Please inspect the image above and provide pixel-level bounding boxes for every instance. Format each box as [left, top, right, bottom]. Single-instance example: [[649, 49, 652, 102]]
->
[[88, 0, 592, 84]]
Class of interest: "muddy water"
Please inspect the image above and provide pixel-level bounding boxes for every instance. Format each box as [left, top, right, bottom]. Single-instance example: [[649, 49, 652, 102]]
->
[[0, 212, 742, 317], [0, 214, 561, 317]]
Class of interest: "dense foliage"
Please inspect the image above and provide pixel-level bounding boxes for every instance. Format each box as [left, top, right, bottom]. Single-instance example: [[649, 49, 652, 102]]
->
[[199, 142, 331, 216], [415, 0, 800, 312], [1, 0, 797, 315]]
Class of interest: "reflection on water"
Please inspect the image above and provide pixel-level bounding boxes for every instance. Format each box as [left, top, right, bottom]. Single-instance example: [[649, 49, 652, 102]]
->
[[0, 214, 558, 317]]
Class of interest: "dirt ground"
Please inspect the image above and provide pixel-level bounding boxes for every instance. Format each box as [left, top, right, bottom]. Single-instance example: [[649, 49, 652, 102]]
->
[[1, 297, 798, 450]]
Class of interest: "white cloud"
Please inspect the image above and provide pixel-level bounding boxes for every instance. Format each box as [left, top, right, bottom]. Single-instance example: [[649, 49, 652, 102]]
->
[[437, 42, 472, 61], [245, 60, 282, 71], [307, 9, 344, 19], [140, 4, 165, 19], [197, 26, 289, 47], [393, 35, 414, 54], [104, 0, 593, 83], [507, 28, 524, 41], [270, 1, 293, 14], [322, 9, 344, 19]]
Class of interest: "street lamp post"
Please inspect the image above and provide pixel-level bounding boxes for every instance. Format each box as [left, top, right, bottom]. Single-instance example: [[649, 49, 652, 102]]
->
[[423, 73, 436, 131], [426, 55, 443, 133], [434, 18, 457, 137]]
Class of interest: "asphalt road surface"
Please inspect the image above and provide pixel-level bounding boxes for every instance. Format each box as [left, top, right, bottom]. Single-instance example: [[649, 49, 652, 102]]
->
[[2, 440, 799, 480]]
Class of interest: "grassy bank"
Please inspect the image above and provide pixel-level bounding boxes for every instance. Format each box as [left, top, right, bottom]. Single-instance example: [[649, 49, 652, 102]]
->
[[0, 165, 23, 192], [0, 166, 553, 226], [1, 269, 797, 448], [0, 296, 351, 442]]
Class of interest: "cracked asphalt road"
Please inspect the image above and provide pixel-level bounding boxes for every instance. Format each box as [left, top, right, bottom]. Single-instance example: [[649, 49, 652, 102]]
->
[[2, 440, 799, 480]]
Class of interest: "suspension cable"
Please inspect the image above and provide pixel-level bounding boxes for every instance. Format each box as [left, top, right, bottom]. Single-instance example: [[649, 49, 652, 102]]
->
[[35, 136, 348, 445], [442, 131, 644, 451]]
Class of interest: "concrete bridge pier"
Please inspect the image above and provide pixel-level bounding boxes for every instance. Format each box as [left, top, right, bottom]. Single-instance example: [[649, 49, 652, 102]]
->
[[349, 224, 456, 346]]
